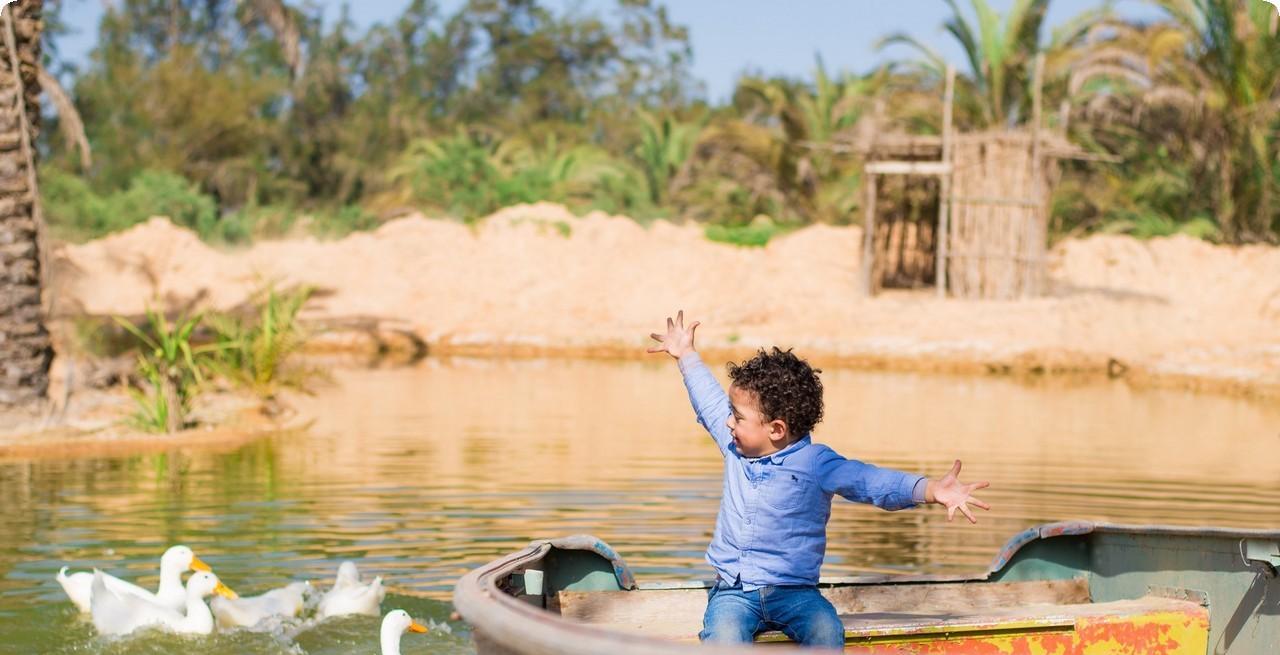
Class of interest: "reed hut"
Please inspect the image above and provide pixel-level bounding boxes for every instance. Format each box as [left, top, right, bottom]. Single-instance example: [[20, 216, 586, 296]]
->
[[858, 61, 1088, 300]]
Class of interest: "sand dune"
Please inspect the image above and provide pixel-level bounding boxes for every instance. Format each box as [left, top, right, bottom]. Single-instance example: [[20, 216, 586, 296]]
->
[[50, 203, 1280, 396]]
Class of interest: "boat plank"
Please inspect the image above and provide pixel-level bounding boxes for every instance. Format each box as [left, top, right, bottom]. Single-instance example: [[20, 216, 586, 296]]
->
[[559, 578, 1090, 639]]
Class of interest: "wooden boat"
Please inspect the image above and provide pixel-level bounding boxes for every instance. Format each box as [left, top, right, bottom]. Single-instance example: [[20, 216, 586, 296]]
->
[[454, 522, 1280, 654]]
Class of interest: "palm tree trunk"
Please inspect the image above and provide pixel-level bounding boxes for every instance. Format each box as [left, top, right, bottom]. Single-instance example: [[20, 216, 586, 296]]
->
[[0, 0, 50, 406]]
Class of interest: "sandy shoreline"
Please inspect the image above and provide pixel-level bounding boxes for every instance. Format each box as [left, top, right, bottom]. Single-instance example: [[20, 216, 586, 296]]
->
[[43, 203, 1280, 403], [0, 388, 306, 462]]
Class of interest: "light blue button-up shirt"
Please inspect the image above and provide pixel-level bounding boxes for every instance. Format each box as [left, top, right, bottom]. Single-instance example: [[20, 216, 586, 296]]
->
[[679, 352, 925, 589]]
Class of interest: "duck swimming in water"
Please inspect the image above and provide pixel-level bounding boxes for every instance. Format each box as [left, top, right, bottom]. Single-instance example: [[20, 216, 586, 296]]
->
[[380, 609, 428, 655], [210, 580, 312, 628], [56, 545, 211, 613], [89, 569, 237, 636], [317, 561, 385, 619]]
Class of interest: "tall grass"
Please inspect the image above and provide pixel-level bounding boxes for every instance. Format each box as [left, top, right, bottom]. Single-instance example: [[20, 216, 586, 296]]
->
[[115, 288, 322, 431], [115, 310, 214, 433], [207, 287, 323, 403]]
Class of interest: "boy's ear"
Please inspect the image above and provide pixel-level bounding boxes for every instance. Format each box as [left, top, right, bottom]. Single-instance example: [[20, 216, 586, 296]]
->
[[768, 418, 789, 443]]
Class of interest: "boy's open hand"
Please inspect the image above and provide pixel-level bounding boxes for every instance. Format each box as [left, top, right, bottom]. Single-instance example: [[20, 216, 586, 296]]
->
[[927, 460, 991, 524], [647, 310, 699, 360]]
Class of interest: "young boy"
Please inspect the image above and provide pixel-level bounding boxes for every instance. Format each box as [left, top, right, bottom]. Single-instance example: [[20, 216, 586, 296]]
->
[[648, 311, 990, 649]]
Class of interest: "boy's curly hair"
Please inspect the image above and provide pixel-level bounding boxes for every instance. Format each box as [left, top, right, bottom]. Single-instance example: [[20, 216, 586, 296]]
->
[[727, 347, 824, 440]]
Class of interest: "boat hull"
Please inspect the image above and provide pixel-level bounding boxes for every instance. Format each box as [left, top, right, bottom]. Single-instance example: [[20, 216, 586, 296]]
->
[[454, 524, 1280, 654]]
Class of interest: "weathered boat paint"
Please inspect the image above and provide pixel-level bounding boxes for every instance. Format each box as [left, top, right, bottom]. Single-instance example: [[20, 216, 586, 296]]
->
[[837, 603, 1210, 654]]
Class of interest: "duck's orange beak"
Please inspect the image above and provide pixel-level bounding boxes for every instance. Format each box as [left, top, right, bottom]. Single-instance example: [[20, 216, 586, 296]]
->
[[190, 556, 212, 573], [409, 621, 428, 634], [215, 581, 239, 600]]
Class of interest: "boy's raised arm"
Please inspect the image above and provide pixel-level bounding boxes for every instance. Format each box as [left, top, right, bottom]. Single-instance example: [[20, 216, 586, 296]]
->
[[648, 311, 734, 455]]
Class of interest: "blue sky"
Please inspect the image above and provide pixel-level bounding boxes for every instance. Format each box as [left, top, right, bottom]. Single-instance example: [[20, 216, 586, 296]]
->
[[55, 0, 1165, 101]]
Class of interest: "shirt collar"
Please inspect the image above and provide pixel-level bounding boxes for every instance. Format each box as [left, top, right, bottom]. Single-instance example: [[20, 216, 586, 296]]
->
[[749, 435, 811, 464]]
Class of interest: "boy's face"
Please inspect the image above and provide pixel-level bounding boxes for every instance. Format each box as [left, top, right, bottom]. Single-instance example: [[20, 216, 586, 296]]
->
[[727, 385, 790, 458]]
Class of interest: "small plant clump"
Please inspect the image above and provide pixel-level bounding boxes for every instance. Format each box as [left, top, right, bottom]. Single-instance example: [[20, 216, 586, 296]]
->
[[207, 287, 326, 405], [115, 287, 323, 433], [114, 310, 215, 434]]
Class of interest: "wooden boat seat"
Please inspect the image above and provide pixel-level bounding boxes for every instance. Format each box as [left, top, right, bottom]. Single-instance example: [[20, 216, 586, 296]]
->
[[559, 578, 1210, 653]]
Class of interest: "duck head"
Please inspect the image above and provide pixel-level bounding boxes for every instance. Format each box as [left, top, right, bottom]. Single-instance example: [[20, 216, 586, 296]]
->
[[187, 571, 238, 600], [334, 561, 361, 587], [162, 545, 211, 574]]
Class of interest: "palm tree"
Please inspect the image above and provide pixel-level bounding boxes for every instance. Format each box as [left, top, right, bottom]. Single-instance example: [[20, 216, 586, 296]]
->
[[0, 0, 51, 406], [735, 58, 883, 175], [634, 110, 703, 206], [736, 59, 881, 149], [0, 0, 300, 406], [691, 60, 882, 223], [879, 0, 1094, 128], [1069, 1, 1280, 242]]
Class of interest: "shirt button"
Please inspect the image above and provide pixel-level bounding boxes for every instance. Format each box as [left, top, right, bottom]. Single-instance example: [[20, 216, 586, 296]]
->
[[745, 518, 752, 525]]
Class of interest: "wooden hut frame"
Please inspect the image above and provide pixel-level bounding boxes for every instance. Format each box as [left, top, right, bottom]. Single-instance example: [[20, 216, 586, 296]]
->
[[860, 57, 1075, 300]]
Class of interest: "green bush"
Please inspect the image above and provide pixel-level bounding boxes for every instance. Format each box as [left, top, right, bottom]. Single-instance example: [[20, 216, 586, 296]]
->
[[42, 167, 110, 242], [704, 216, 788, 247], [393, 135, 510, 220], [392, 133, 642, 221], [114, 170, 221, 238], [43, 168, 231, 242], [308, 205, 381, 238], [220, 204, 380, 241], [43, 167, 385, 244], [1102, 215, 1221, 241]]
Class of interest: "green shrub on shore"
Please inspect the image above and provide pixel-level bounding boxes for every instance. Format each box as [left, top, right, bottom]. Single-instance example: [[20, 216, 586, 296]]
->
[[44, 168, 230, 243], [1101, 215, 1221, 241], [45, 165, 382, 244], [220, 204, 381, 241]]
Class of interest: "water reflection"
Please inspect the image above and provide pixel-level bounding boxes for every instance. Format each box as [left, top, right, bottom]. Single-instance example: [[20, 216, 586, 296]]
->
[[2, 357, 1278, 653]]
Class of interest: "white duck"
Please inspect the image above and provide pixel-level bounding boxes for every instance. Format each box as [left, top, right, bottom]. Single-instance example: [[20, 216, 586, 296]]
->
[[209, 580, 311, 629], [316, 561, 385, 619], [56, 545, 211, 613], [90, 569, 237, 636], [380, 609, 428, 655]]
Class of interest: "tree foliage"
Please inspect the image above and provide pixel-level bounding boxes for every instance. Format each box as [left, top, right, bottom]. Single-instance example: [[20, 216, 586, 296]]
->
[[35, 0, 1280, 245]]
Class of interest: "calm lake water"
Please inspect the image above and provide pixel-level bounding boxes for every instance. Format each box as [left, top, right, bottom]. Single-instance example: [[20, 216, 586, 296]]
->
[[2, 357, 1279, 654]]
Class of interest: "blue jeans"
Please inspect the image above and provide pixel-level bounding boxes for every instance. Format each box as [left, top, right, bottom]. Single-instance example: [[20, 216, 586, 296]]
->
[[699, 579, 844, 649]]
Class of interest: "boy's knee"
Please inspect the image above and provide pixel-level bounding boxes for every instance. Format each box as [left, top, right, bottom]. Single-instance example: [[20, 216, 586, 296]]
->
[[801, 611, 845, 648], [700, 598, 758, 644], [700, 616, 757, 644], [781, 593, 843, 648], [700, 623, 756, 643]]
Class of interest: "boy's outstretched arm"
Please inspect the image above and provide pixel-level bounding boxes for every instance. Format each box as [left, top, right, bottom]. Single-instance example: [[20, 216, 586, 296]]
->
[[820, 456, 991, 522], [647, 311, 734, 455]]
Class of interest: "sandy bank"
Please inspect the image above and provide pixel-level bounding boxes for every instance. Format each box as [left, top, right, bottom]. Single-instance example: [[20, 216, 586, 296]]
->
[[49, 204, 1280, 398], [0, 389, 298, 462]]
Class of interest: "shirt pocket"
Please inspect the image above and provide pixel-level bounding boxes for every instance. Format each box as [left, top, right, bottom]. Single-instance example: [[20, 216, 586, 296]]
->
[[760, 470, 812, 511]]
